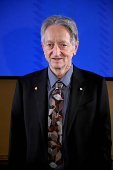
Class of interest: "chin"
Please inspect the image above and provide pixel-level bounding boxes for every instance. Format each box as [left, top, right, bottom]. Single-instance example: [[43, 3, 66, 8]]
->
[[51, 64, 64, 70]]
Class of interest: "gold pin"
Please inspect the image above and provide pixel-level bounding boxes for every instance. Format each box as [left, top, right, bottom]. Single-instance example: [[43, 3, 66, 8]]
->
[[35, 87, 37, 90], [80, 87, 83, 91]]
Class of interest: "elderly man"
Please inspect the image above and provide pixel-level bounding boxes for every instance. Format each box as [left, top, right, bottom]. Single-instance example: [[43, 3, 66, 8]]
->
[[8, 15, 112, 170]]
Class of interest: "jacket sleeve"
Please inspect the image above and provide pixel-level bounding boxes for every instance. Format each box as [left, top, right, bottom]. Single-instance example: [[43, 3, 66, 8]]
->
[[8, 79, 27, 167], [93, 78, 112, 169]]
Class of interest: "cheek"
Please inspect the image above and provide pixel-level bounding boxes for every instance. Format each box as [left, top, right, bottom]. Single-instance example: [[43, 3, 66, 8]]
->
[[64, 50, 74, 59], [44, 50, 51, 59], [44, 52, 49, 62], [69, 50, 74, 59]]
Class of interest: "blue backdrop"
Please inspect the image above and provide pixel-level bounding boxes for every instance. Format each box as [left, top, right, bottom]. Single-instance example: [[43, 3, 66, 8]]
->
[[0, 0, 113, 77]]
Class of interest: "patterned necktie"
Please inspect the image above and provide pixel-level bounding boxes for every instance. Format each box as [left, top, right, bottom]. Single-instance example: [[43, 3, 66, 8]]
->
[[48, 81, 64, 169]]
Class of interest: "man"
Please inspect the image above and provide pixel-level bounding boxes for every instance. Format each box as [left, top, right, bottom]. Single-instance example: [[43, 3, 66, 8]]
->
[[8, 15, 112, 170]]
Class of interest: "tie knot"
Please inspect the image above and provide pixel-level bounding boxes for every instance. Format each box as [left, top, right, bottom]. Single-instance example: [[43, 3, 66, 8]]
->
[[55, 81, 63, 90]]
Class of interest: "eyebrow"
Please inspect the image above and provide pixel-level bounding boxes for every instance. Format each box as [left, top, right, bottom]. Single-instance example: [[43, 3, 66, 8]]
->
[[59, 41, 69, 44], [45, 41, 53, 44], [45, 40, 69, 44]]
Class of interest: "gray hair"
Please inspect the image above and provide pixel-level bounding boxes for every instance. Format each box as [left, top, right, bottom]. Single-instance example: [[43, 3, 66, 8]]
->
[[41, 15, 78, 45]]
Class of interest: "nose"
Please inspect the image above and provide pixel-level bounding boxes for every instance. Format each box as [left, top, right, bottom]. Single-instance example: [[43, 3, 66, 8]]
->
[[52, 44, 61, 56]]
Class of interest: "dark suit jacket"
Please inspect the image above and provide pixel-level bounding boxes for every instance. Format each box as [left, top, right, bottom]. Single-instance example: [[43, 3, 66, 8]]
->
[[8, 65, 112, 170]]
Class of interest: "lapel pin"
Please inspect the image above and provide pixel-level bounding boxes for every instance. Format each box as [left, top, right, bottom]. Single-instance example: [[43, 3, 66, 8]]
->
[[35, 87, 37, 90], [80, 87, 83, 91]]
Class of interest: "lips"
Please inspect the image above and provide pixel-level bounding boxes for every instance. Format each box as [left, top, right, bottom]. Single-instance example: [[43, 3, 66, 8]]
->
[[52, 58, 63, 61]]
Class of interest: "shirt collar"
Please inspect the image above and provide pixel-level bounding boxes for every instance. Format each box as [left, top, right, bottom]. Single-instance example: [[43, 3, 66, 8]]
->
[[48, 64, 73, 88]]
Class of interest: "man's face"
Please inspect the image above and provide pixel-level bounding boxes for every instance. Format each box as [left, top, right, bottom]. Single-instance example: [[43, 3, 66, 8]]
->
[[42, 25, 78, 74]]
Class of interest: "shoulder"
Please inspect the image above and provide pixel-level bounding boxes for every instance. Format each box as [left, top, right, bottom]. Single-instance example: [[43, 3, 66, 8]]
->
[[19, 67, 48, 83], [73, 65, 108, 96], [73, 65, 104, 83], [16, 68, 48, 90]]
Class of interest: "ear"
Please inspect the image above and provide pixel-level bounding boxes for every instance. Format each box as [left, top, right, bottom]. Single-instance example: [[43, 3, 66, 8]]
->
[[42, 44, 44, 51], [42, 44, 46, 55], [73, 41, 79, 55]]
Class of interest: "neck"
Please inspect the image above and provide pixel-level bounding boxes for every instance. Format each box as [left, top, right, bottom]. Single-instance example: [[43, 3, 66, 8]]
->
[[49, 64, 72, 79]]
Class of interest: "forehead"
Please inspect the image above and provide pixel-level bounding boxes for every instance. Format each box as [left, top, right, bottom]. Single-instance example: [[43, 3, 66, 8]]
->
[[44, 25, 71, 42]]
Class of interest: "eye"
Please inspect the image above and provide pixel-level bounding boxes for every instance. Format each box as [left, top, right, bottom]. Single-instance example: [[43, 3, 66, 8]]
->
[[62, 44, 67, 46], [45, 43, 54, 50], [46, 43, 54, 49], [47, 44, 52, 46], [59, 44, 68, 49]]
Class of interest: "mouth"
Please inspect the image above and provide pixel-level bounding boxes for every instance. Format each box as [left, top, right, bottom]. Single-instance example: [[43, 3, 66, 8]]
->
[[52, 58, 63, 61]]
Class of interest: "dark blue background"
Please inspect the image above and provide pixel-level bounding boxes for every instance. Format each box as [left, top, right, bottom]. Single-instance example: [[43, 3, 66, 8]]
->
[[0, 0, 113, 77]]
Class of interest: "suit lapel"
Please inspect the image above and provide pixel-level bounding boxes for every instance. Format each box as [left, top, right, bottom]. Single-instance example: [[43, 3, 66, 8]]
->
[[66, 66, 86, 137], [33, 68, 48, 146]]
